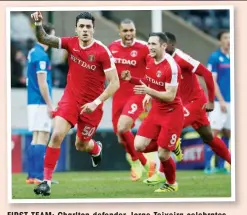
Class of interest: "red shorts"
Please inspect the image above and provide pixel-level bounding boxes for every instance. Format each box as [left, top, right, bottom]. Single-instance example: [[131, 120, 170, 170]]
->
[[54, 87, 103, 141], [112, 94, 145, 133], [183, 97, 210, 130], [137, 105, 184, 151]]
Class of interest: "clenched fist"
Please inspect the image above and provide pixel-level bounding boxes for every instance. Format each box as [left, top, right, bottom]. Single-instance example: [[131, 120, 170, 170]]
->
[[31, 11, 43, 23]]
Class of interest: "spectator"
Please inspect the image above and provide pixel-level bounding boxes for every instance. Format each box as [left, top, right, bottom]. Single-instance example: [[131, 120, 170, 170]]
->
[[11, 44, 26, 88]]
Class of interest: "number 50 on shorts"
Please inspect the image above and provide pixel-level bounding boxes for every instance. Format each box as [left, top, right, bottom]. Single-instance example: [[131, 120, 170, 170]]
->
[[82, 125, 96, 137]]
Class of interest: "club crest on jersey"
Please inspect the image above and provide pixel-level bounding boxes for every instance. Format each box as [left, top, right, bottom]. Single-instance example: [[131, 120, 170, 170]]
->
[[88, 54, 95, 62], [130, 50, 138, 57], [156, 70, 162, 78], [39, 61, 46, 70], [219, 56, 224, 62]]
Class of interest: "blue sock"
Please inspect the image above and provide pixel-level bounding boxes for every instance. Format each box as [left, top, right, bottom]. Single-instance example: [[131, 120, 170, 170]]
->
[[27, 144, 35, 179], [217, 137, 229, 169], [204, 144, 214, 170], [33, 144, 46, 180]]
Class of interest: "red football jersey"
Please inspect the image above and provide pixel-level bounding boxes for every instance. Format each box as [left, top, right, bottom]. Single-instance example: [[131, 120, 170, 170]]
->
[[145, 53, 182, 114], [172, 48, 207, 104], [108, 39, 149, 98], [59, 36, 115, 104]]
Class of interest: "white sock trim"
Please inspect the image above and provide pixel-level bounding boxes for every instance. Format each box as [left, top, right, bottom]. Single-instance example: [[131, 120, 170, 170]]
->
[[166, 182, 178, 186], [158, 171, 165, 178], [44, 180, 51, 187]]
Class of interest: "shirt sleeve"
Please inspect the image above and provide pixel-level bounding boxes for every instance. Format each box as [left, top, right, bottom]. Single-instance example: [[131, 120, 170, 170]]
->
[[59, 37, 73, 50], [195, 63, 215, 102], [99, 46, 116, 72], [165, 59, 180, 87], [207, 53, 218, 75], [143, 45, 150, 65], [176, 51, 200, 73], [129, 76, 147, 85], [35, 56, 48, 74]]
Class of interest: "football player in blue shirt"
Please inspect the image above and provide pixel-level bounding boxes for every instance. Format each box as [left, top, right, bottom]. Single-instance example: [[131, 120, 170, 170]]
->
[[205, 30, 231, 174], [26, 23, 55, 184]]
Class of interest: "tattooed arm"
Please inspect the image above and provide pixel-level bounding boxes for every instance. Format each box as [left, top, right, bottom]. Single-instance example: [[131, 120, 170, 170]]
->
[[31, 11, 60, 49], [35, 24, 60, 48]]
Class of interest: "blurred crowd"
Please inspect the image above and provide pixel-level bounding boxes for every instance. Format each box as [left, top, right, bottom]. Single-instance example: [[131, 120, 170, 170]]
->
[[11, 10, 229, 88], [172, 10, 230, 38], [11, 12, 68, 88]]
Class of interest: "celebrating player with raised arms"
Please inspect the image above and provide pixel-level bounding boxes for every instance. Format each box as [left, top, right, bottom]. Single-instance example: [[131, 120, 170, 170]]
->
[[30, 11, 120, 196]]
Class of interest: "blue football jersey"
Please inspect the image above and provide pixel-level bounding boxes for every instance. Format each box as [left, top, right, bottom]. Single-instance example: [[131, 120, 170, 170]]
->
[[207, 49, 230, 102], [27, 43, 52, 105]]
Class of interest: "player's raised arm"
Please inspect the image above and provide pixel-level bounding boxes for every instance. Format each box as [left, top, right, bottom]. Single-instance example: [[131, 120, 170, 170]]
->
[[31, 11, 60, 48]]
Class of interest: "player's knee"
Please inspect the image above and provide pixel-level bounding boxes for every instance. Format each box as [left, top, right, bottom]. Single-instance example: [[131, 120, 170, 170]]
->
[[75, 140, 89, 151], [197, 126, 214, 143], [117, 117, 132, 134], [158, 148, 170, 161], [50, 130, 65, 147], [202, 132, 214, 143], [134, 141, 145, 152], [117, 123, 129, 134], [222, 129, 231, 139], [37, 132, 50, 144], [44, 135, 50, 144], [32, 131, 38, 144]]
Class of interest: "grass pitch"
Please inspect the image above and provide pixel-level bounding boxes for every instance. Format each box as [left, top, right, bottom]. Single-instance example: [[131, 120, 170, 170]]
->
[[12, 170, 231, 200]]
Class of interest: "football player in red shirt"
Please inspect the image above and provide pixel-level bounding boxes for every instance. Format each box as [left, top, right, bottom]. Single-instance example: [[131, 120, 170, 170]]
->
[[143, 32, 231, 185], [31, 11, 120, 196], [122, 32, 184, 192], [108, 19, 155, 181]]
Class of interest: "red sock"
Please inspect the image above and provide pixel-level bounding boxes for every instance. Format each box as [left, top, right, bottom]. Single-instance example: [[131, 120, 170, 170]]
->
[[161, 157, 176, 184], [159, 161, 164, 172], [120, 131, 137, 160], [208, 136, 231, 164], [89, 140, 100, 155], [137, 152, 147, 166], [120, 131, 147, 165], [121, 141, 147, 165], [44, 147, 60, 181], [121, 140, 131, 154], [143, 140, 158, 153]]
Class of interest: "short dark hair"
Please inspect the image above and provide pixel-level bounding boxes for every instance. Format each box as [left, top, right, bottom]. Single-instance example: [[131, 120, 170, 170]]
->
[[120, 18, 135, 26], [217, 30, 229, 40], [165, 32, 176, 43], [76, 12, 95, 27], [43, 23, 55, 35], [149, 32, 168, 43]]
